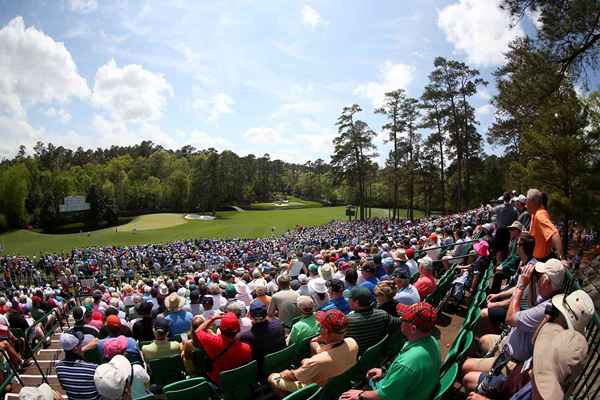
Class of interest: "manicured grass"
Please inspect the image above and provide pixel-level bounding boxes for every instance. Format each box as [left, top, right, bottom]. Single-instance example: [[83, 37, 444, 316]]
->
[[117, 213, 187, 231], [249, 195, 322, 210], [0, 207, 422, 256]]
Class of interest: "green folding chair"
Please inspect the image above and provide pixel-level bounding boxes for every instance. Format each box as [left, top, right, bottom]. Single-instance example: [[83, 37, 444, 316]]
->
[[356, 334, 388, 375], [165, 379, 211, 400], [148, 354, 186, 387], [433, 362, 459, 400], [220, 360, 258, 400], [133, 394, 156, 400], [316, 365, 358, 400], [282, 383, 320, 400], [295, 333, 318, 362], [163, 377, 207, 392], [264, 344, 297, 377]]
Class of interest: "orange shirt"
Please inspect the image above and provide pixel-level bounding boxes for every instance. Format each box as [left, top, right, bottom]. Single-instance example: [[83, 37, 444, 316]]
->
[[529, 208, 558, 259]]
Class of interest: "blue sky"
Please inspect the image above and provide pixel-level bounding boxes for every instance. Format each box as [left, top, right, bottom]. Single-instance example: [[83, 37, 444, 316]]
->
[[0, 0, 544, 164]]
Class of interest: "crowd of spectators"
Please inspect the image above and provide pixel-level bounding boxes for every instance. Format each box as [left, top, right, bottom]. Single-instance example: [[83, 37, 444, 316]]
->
[[1, 188, 597, 400]]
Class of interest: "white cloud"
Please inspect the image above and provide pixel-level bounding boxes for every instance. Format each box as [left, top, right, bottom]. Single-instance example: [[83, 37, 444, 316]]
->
[[91, 59, 173, 122], [354, 61, 415, 107], [437, 0, 523, 66], [91, 115, 179, 149], [476, 104, 494, 117], [44, 107, 72, 123], [0, 17, 90, 117], [0, 115, 42, 157], [244, 127, 281, 144], [192, 92, 234, 121], [67, 0, 98, 14], [185, 130, 235, 151], [302, 5, 322, 28]]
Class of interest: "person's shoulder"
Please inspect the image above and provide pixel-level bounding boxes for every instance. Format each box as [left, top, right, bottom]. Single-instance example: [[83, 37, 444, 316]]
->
[[344, 337, 358, 351]]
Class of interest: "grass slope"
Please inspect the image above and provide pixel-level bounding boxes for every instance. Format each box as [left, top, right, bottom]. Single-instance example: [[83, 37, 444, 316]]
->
[[249, 195, 322, 210], [118, 213, 187, 231], [0, 207, 422, 256]]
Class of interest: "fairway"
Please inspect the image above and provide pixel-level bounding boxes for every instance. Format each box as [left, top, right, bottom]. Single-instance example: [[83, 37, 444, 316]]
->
[[0, 207, 422, 256], [118, 213, 187, 231]]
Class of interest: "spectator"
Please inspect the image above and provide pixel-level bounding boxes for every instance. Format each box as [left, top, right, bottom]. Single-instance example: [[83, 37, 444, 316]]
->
[[515, 195, 530, 230], [99, 308, 132, 338], [375, 282, 398, 317], [268, 275, 300, 328], [69, 306, 100, 338], [224, 301, 252, 334], [479, 232, 535, 331], [56, 332, 100, 400], [18, 384, 62, 400], [254, 285, 272, 307], [85, 315, 140, 362], [340, 302, 441, 400], [195, 312, 252, 384], [467, 289, 594, 399], [392, 266, 420, 306], [495, 192, 518, 228], [527, 188, 565, 261], [240, 300, 286, 375], [94, 354, 149, 400], [141, 317, 181, 361], [414, 257, 436, 300], [491, 221, 523, 293], [288, 296, 320, 345], [181, 314, 205, 376], [321, 279, 351, 314], [358, 262, 379, 294], [296, 274, 311, 296], [163, 292, 193, 339], [131, 302, 155, 342], [346, 287, 397, 354], [268, 309, 358, 397], [462, 258, 566, 390], [308, 277, 330, 309]]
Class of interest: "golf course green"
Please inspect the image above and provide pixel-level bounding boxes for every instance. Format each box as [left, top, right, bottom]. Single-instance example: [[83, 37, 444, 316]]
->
[[0, 207, 422, 257]]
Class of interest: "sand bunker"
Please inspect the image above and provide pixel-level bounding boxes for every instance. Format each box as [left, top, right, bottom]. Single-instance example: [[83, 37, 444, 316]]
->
[[184, 214, 217, 221]]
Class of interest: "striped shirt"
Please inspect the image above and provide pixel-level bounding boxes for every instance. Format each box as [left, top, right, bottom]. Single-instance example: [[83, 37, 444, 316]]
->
[[346, 307, 398, 353], [56, 358, 100, 400]]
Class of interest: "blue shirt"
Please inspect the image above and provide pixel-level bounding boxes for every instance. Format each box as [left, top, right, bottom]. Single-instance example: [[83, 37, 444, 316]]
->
[[164, 310, 193, 339], [321, 296, 351, 314], [394, 285, 420, 306]]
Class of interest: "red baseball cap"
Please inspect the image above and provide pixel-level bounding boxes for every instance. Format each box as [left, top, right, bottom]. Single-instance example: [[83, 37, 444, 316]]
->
[[405, 248, 414, 259], [220, 312, 240, 333], [106, 314, 121, 330], [316, 309, 349, 334], [396, 302, 437, 333]]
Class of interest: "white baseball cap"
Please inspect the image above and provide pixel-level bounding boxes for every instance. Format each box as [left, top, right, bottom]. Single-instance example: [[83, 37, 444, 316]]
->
[[19, 384, 55, 400], [94, 355, 132, 400]]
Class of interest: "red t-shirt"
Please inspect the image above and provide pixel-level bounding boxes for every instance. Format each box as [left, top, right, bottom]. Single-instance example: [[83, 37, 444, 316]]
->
[[196, 330, 252, 383], [414, 272, 437, 300]]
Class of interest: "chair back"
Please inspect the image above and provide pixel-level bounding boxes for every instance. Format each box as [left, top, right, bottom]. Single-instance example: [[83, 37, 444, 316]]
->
[[148, 354, 186, 387], [263, 344, 297, 377], [282, 383, 320, 400], [220, 360, 258, 400]]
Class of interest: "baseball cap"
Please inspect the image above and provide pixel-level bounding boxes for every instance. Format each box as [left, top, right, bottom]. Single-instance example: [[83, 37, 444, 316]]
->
[[19, 383, 55, 400], [219, 312, 241, 333], [392, 265, 410, 279], [532, 322, 588, 400], [296, 295, 315, 312], [507, 220, 524, 231], [328, 279, 345, 293], [535, 259, 565, 291], [94, 355, 132, 400], [224, 284, 238, 299], [308, 264, 319, 273], [349, 286, 372, 307], [106, 314, 122, 330], [316, 309, 349, 334], [298, 274, 309, 284], [60, 332, 84, 351], [551, 289, 595, 333], [405, 247, 415, 259], [249, 300, 267, 320], [473, 240, 489, 257], [153, 317, 171, 334], [396, 302, 437, 333]]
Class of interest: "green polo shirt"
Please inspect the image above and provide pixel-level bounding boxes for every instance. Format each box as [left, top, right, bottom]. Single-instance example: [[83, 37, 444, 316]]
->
[[288, 314, 320, 346], [373, 335, 441, 400], [501, 240, 520, 275]]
